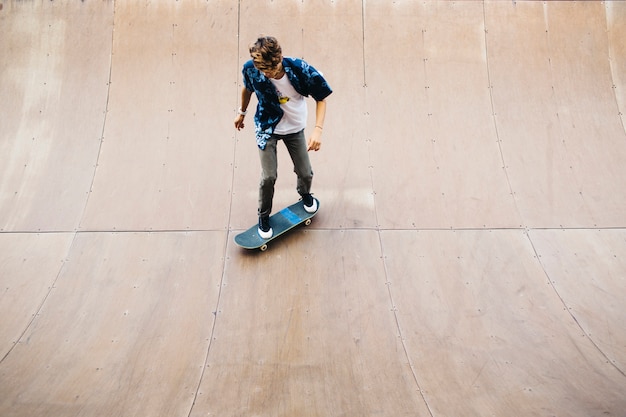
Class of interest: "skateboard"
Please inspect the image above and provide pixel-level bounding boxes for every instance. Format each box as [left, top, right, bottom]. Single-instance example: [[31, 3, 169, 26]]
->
[[234, 198, 319, 251]]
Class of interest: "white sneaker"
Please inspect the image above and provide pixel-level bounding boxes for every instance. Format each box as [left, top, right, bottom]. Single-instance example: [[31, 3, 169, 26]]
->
[[258, 216, 273, 239], [303, 194, 318, 213]]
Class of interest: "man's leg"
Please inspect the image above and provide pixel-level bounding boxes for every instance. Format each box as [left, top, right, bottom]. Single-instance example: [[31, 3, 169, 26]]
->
[[258, 137, 278, 218], [283, 130, 313, 197], [283, 130, 317, 213]]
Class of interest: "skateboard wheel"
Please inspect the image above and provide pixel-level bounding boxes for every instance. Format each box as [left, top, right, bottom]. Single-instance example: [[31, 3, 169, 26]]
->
[[260, 244, 268, 252], [304, 219, 312, 226]]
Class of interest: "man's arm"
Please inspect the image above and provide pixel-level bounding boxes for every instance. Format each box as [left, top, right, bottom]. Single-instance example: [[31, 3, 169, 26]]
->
[[234, 87, 253, 130], [307, 99, 326, 152]]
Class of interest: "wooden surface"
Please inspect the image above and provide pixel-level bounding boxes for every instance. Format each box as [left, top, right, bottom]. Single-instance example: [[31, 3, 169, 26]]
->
[[1, 1, 625, 416]]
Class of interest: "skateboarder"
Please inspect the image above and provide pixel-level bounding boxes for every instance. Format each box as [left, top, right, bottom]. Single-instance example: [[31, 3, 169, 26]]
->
[[234, 35, 332, 239]]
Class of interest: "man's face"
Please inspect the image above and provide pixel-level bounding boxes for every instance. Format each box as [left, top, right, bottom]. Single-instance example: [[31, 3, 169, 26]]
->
[[255, 61, 283, 79]]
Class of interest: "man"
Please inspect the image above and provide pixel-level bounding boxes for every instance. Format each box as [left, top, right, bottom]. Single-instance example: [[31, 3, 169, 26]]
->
[[234, 36, 332, 239]]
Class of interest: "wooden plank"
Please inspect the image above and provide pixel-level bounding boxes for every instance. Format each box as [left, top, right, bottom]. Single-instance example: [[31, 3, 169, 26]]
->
[[530, 228, 626, 372], [0, 232, 224, 417], [0, 1, 113, 231], [382, 229, 626, 416], [366, 1, 519, 229], [487, 1, 626, 227], [80, 1, 238, 231], [192, 230, 431, 416], [607, 1, 626, 130], [0, 233, 74, 360]]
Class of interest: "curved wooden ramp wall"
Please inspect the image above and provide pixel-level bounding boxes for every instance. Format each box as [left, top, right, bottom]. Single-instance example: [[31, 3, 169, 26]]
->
[[1, 1, 625, 416]]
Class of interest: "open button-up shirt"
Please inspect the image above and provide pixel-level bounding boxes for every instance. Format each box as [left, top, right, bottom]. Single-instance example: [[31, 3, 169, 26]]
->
[[242, 57, 333, 149]]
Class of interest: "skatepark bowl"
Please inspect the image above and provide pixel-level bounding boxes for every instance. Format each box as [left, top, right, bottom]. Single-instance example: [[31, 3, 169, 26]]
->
[[1, 1, 626, 416]]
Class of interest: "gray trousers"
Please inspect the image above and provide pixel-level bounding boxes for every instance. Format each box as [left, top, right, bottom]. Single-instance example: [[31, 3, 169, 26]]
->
[[258, 129, 313, 217]]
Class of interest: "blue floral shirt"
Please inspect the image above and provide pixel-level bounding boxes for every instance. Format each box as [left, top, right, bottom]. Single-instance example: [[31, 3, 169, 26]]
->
[[242, 57, 332, 149]]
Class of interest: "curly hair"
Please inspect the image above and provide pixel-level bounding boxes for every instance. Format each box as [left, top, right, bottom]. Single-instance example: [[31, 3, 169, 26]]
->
[[249, 36, 282, 70]]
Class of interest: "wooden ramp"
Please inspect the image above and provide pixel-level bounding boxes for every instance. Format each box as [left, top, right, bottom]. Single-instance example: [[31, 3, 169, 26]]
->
[[1, 1, 625, 416]]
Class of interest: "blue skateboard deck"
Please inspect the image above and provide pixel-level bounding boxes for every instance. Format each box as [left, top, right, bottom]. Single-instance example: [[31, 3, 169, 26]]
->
[[234, 198, 319, 251]]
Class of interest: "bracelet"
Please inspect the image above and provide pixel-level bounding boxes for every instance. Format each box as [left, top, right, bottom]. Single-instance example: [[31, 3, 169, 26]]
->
[[315, 125, 323, 130], [237, 108, 247, 116]]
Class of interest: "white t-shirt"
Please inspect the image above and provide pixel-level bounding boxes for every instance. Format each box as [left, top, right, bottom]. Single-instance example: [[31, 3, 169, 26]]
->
[[270, 74, 307, 135]]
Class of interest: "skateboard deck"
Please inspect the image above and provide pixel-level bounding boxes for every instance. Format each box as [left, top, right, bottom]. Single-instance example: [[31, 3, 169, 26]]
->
[[234, 198, 319, 251]]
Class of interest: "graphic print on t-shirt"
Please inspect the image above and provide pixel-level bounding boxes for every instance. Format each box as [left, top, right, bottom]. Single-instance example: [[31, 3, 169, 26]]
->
[[276, 89, 290, 105]]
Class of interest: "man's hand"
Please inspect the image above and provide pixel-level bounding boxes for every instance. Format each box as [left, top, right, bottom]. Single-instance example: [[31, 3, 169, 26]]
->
[[307, 127, 322, 151], [234, 114, 245, 130], [308, 99, 326, 151]]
